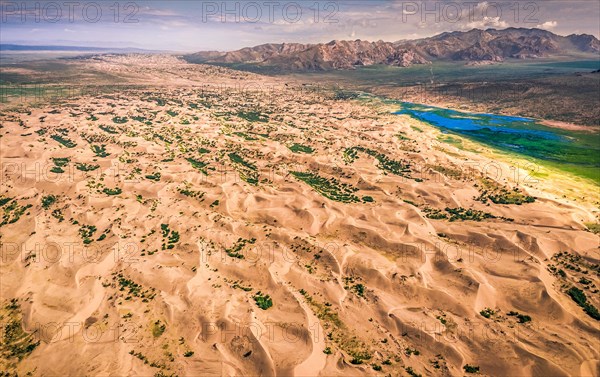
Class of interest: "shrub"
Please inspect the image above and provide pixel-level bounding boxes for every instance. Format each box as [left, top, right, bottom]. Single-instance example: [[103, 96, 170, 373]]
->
[[41, 195, 57, 209], [253, 292, 273, 310], [464, 364, 480, 373], [480, 308, 495, 318]]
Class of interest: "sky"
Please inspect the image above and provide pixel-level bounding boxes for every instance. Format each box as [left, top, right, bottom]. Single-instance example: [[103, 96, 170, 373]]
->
[[1, 0, 599, 51]]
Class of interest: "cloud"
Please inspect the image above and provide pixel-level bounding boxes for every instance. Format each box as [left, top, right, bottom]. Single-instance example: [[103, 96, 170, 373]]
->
[[64, 28, 75, 33], [463, 16, 509, 30], [537, 21, 558, 30]]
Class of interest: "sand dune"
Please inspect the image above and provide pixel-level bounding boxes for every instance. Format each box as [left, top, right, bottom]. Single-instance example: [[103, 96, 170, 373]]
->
[[1, 55, 599, 377]]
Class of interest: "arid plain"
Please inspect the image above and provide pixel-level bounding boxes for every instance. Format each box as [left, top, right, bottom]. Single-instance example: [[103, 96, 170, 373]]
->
[[1, 55, 599, 377]]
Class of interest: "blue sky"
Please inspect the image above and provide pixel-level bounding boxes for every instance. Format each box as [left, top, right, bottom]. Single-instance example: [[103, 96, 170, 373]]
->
[[1, 1, 599, 51]]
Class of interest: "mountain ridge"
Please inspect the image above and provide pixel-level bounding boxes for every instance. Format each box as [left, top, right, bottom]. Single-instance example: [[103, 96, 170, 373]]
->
[[185, 28, 600, 71]]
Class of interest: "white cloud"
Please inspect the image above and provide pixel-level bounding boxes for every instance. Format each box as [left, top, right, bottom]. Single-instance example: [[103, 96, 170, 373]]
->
[[463, 16, 509, 30], [537, 21, 558, 30]]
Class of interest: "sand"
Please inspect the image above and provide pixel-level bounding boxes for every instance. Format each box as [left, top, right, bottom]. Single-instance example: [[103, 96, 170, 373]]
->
[[0, 55, 598, 377]]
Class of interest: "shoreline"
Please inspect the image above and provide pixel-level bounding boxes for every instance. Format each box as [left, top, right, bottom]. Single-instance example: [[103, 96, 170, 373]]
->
[[380, 99, 600, 188]]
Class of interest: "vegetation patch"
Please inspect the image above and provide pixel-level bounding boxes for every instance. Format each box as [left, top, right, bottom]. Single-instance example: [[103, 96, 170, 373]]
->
[[0, 299, 40, 371], [299, 289, 372, 365], [225, 237, 256, 259], [91, 145, 110, 158], [507, 311, 532, 323], [343, 276, 366, 298], [160, 224, 180, 250], [0, 199, 32, 227], [79, 224, 97, 244], [152, 320, 166, 338], [567, 287, 600, 320], [51, 134, 77, 148], [290, 171, 359, 203], [475, 177, 535, 205], [237, 111, 268, 123], [145, 172, 161, 181], [112, 116, 128, 124], [343, 147, 413, 179], [103, 187, 122, 196], [252, 292, 273, 310], [76, 162, 100, 171], [41, 195, 58, 209], [186, 157, 208, 175], [111, 272, 157, 302], [464, 364, 480, 373], [479, 308, 496, 318], [423, 207, 507, 222], [233, 132, 259, 141], [289, 143, 314, 154], [177, 182, 205, 201], [584, 223, 600, 234], [228, 152, 258, 185], [99, 124, 119, 134], [52, 157, 69, 167]]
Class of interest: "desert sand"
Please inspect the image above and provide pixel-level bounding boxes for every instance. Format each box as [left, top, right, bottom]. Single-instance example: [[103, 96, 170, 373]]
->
[[1, 55, 599, 377]]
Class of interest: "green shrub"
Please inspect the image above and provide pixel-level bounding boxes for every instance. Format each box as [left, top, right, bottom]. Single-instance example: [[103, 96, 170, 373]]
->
[[464, 364, 480, 373], [41, 195, 57, 209], [253, 292, 273, 310], [480, 308, 495, 318]]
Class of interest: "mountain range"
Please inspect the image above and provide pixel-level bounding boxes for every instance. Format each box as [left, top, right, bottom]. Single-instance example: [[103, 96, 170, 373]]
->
[[185, 28, 600, 71]]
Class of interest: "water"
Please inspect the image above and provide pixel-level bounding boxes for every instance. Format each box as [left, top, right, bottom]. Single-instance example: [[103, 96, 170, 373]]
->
[[395, 102, 600, 183]]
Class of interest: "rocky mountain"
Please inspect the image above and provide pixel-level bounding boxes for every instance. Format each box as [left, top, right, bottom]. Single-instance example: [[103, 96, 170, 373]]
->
[[186, 40, 429, 70], [185, 28, 599, 71], [402, 28, 599, 61]]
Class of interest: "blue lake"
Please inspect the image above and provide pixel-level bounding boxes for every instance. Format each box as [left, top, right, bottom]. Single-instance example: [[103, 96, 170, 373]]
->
[[395, 102, 600, 183]]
